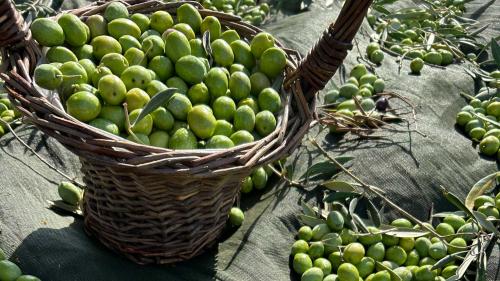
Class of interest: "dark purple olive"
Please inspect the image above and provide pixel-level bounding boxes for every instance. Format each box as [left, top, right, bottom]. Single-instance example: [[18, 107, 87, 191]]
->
[[376, 97, 389, 111]]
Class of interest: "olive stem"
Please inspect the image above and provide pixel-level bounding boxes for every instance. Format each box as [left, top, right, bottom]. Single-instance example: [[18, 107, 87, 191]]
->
[[353, 39, 377, 71], [0, 118, 84, 187], [56, 74, 83, 79], [123, 102, 145, 145], [318, 111, 426, 137], [472, 112, 500, 129], [268, 164, 305, 188], [317, 89, 423, 136]]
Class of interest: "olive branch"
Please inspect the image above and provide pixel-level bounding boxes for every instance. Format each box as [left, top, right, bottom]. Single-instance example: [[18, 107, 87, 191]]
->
[[292, 137, 499, 281]]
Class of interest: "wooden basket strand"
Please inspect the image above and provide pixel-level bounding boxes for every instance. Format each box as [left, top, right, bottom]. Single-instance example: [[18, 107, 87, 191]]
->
[[285, 0, 373, 100], [0, 0, 371, 264]]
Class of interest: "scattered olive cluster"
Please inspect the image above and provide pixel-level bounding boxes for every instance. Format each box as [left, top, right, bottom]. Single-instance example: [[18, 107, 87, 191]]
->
[[230, 162, 281, 227], [0, 95, 20, 137], [364, 42, 385, 65], [365, 41, 426, 75], [197, 0, 271, 26], [291, 208, 478, 281], [30, 2, 287, 150], [455, 71, 500, 158], [367, 0, 468, 73], [0, 250, 41, 281], [241, 164, 273, 194], [323, 64, 388, 132]]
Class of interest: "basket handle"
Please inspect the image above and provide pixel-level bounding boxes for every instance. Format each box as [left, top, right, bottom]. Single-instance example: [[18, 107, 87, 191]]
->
[[0, 0, 40, 79], [286, 0, 373, 101], [0, 0, 28, 48]]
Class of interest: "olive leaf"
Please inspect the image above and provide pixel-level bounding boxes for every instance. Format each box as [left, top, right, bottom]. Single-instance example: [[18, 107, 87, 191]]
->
[[431, 251, 469, 270], [441, 187, 476, 220], [381, 28, 388, 46], [348, 197, 359, 215], [474, 67, 495, 79], [388, 31, 407, 41], [352, 214, 369, 233], [300, 156, 353, 181], [202, 31, 213, 58], [347, 219, 359, 233], [372, 0, 399, 5], [491, 38, 500, 68], [469, 24, 490, 37], [324, 191, 361, 203], [312, 206, 329, 219], [322, 181, 356, 192], [131, 88, 178, 127], [380, 112, 402, 122], [465, 172, 498, 210], [375, 261, 402, 281], [47, 200, 83, 216], [432, 211, 468, 218], [378, 225, 429, 238], [471, 70, 495, 83], [298, 215, 325, 227], [427, 203, 434, 223], [454, 15, 479, 24], [16, 0, 56, 19], [301, 201, 317, 217], [234, 0, 243, 12], [392, 11, 429, 21], [301, 161, 336, 180], [438, 28, 466, 36], [475, 90, 497, 101], [426, 33, 435, 51], [472, 112, 500, 128], [458, 38, 482, 48], [372, 5, 391, 15], [331, 202, 349, 214], [476, 245, 487, 281], [473, 211, 500, 236], [365, 198, 381, 227]]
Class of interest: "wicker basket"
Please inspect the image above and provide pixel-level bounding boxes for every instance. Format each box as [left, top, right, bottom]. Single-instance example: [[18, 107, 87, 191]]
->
[[0, 0, 372, 264]]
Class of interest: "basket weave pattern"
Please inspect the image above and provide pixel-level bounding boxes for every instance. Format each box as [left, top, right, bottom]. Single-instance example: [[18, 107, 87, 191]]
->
[[0, 0, 371, 264]]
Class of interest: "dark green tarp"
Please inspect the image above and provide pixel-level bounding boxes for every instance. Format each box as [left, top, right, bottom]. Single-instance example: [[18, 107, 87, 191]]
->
[[0, 0, 499, 280]]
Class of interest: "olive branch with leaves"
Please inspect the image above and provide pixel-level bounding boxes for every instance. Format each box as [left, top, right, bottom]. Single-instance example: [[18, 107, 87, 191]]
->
[[284, 137, 499, 281]]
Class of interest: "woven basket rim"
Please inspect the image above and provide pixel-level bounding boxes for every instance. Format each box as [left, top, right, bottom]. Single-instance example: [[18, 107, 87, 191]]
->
[[1, 0, 315, 176], [0, 0, 375, 175]]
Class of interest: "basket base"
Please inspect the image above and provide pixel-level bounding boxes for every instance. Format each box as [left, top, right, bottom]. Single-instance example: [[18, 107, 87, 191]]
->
[[83, 212, 222, 264], [80, 158, 248, 264]]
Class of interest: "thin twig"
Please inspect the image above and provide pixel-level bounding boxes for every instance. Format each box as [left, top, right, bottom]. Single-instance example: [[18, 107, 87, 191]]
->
[[0, 119, 84, 187], [309, 137, 442, 238], [268, 164, 305, 188], [310, 137, 487, 248]]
